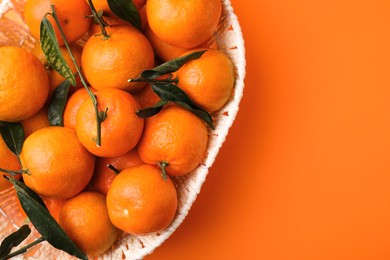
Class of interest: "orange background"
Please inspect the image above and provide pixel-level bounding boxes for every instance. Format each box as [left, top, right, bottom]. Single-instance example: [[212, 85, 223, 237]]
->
[[146, 0, 390, 259]]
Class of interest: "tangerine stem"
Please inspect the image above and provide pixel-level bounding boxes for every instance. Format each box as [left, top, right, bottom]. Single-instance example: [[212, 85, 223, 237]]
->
[[49, 5, 105, 147], [1, 236, 45, 260], [87, 0, 109, 39], [0, 167, 29, 175], [107, 164, 121, 175], [157, 161, 169, 181]]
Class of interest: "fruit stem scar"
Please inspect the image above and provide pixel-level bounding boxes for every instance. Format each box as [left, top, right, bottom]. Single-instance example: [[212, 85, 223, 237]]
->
[[157, 161, 169, 181]]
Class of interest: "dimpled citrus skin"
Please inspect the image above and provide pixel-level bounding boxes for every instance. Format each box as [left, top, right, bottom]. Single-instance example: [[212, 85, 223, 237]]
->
[[177, 48, 235, 113], [146, 0, 221, 49], [59, 191, 118, 257], [137, 105, 209, 176], [63, 87, 96, 130], [0, 46, 49, 122], [76, 88, 144, 157], [24, 0, 92, 46], [81, 25, 154, 92], [21, 126, 95, 199], [106, 164, 177, 235]]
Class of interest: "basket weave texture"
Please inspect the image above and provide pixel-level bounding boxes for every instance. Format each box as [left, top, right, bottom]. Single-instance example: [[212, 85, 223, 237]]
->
[[0, 0, 246, 259]]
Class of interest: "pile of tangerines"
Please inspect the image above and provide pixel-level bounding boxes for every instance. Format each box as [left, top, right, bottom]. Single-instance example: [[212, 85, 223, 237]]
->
[[0, 0, 235, 257]]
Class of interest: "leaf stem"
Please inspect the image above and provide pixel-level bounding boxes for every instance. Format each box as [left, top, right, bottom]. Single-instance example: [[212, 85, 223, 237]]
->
[[0, 237, 45, 260], [49, 5, 105, 147], [0, 168, 29, 175], [128, 77, 179, 84], [107, 164, 121, 175], [87, 0, 109, 39]]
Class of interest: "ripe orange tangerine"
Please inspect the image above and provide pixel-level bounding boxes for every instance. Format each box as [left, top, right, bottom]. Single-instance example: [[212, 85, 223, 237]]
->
[[21, 126, 95, 199], [137, 105, 209, 176], [76, 88, 144, 157], [106, 164, 177, 235]]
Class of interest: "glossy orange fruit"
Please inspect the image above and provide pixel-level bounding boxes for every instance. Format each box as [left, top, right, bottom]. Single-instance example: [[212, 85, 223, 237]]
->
[[137, 105, 209, 176], [89, 148, 143, 195], [106, 164, 177, 234], [76, 88, 144, 157], [21, 126, 95, 199], [81, 25, 154, 92], [146, 0, 222, 48], [24, 0, 92, 46], [0, 46, 49, 122], [59, 191, 118, 257], [177, 48, 235, 113], [63, 87, 96, 130]]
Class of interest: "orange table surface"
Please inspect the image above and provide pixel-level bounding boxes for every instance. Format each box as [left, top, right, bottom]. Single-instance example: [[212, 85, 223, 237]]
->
[[146, 0, 390, 259]]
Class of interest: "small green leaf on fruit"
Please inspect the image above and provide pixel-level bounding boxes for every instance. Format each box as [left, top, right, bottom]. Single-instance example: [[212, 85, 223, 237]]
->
[[40, 17, 77, 86], [151, 83, 214, 129], [136, 100, 168, 118], [107, 0, 142, 31], [48, 80, 70, 126], [141, 50, 207, 79], [0, 122, 24, 156]]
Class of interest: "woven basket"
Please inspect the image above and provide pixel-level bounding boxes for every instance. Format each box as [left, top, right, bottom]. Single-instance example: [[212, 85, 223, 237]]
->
[[0, 0, 246, 259]]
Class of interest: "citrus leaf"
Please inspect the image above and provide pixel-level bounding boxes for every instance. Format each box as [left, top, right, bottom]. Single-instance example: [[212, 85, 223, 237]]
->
[[141, 50, 207, 79], [10, 179, 87, 260], [173, 101, 214, 130], [107, 0, 142, 31], [40, 17, 77, 86], [0, 122, 24, 156], [0, 225, 31, 258], [136, 100, 168, 118], [151, 83, 214, 129], [48, 80, 70, 126]]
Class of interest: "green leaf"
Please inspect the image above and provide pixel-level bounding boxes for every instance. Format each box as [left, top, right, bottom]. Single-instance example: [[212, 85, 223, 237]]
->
[[48, 80, 71, 126], [151, 83, 214, 129], [0, 225, 31, 258], [10, 179, 87, 260], [141, 50, 207, 79], [173, 101, 214, 130], [0, 122, 24, 156], [40, 17, 77, 86], [107, 0, 142, 31], [136, 100, 168, 118]]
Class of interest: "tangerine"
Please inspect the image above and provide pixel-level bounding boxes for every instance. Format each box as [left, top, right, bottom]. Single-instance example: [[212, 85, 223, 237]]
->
[[177, 48, 235, 113], [0, 46, 49, 122], [146, 0, 221, 48], [137, 105, 208, 176], [24, 0, 92, 46], [106, 164, 177, 234], [21, 126, 95, 199], [76, 88, 144, 157], [59, 191, 118, 257], [81, 25, 154, 92]]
